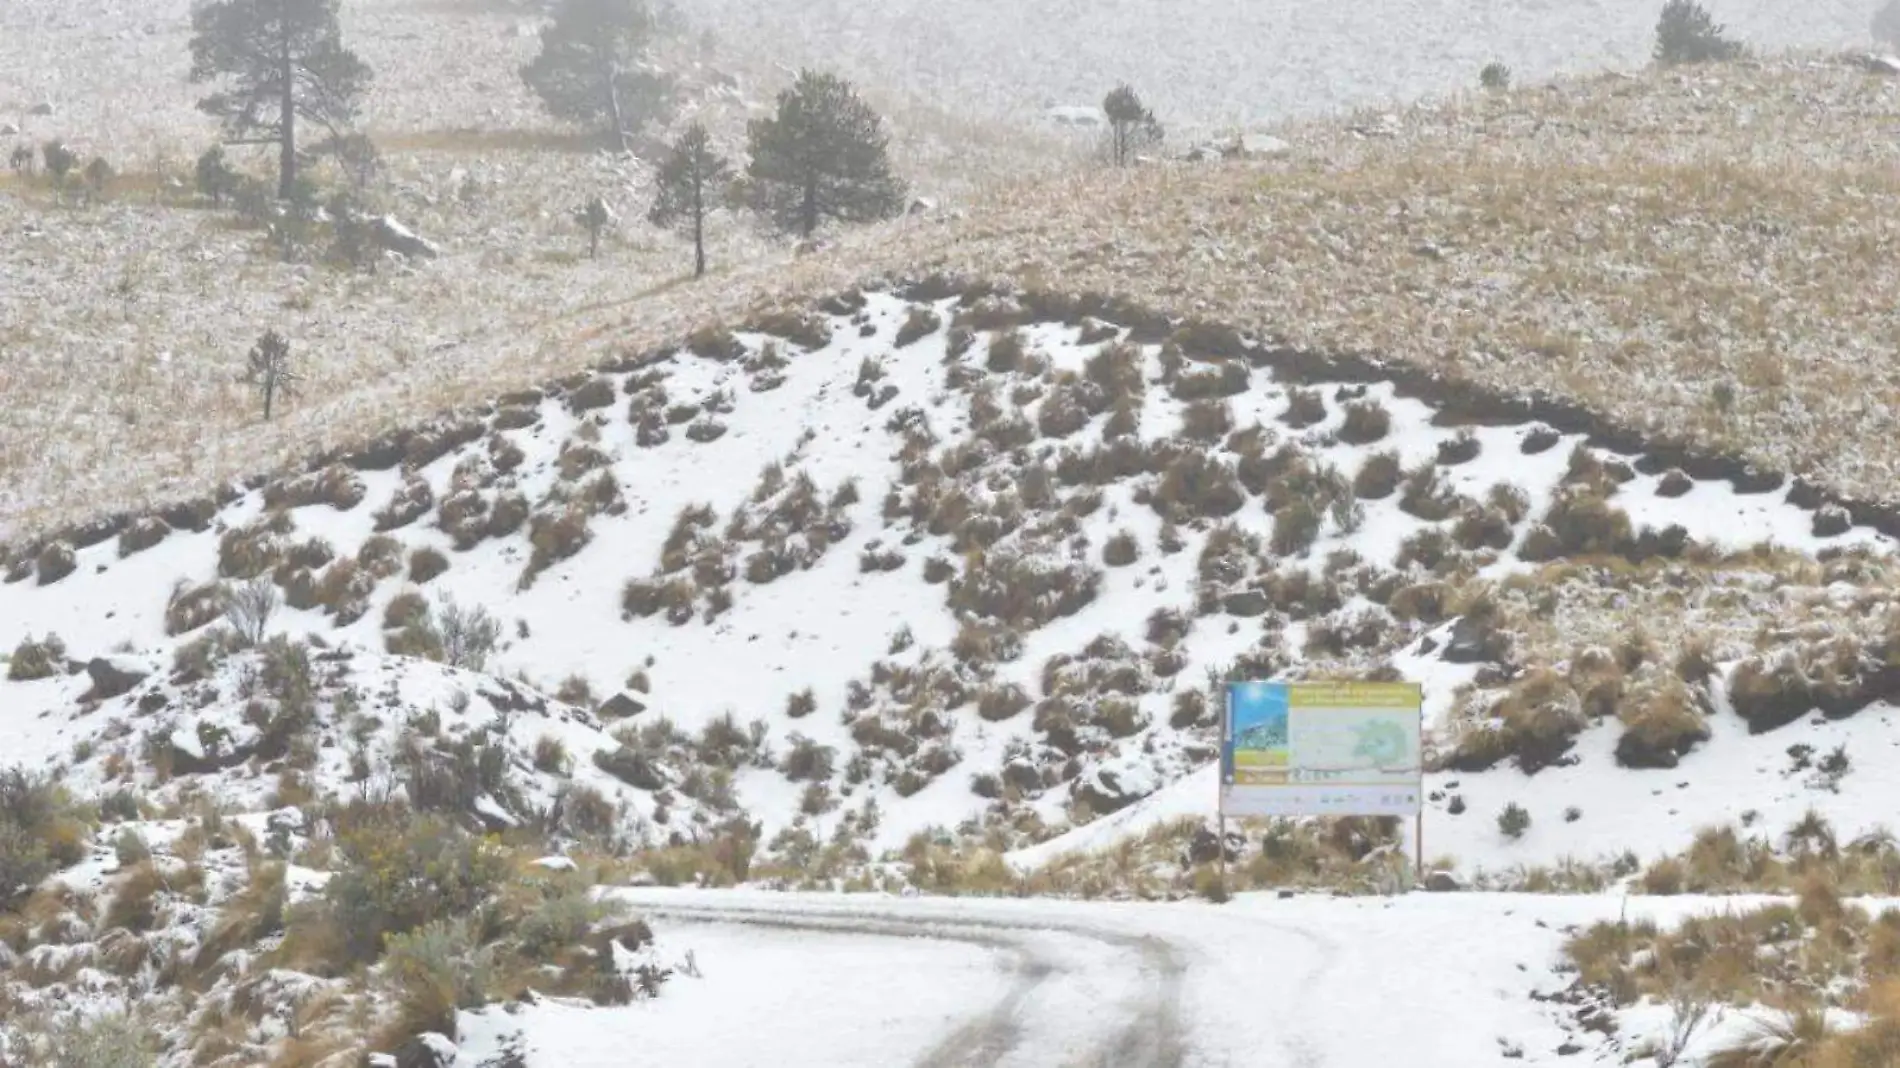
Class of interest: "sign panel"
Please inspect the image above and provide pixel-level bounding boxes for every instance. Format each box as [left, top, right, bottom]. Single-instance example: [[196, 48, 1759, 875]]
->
[[1220, 681, 1422, 817]]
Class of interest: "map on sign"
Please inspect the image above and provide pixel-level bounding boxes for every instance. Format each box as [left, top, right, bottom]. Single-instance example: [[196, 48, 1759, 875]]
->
[[1221, 681, 1422, 817]]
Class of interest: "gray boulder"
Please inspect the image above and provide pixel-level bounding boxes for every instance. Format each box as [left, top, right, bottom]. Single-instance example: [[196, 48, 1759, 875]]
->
[[85, 656, 150, 701]]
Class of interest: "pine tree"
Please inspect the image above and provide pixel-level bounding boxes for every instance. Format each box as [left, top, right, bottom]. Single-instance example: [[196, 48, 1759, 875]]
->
[[1103, 84, 1162, 167], [521, 0, 677, 150], [1653, 0, 1742, 66], [82, 158, 113, 203], [189, 0, 372, 200], [648, 122, 731, 278], [746, 70, 906, 238], [40, 141, 76, 191], [244, 329, 302, 421], [196, 145, 239, 206], [576, 195, 614, 259]]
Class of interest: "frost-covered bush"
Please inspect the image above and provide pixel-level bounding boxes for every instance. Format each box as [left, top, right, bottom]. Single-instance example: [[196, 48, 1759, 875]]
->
[[383, 917, 494, 1040], [6, 632, 65, 681], [223, 576, 279, 646], [30, 1011, 157, 1068]]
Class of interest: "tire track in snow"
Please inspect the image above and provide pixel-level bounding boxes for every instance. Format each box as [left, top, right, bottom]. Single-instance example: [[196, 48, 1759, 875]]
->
[[634, 901, 1188, 1068], [1221, 912, 1341, 1067]]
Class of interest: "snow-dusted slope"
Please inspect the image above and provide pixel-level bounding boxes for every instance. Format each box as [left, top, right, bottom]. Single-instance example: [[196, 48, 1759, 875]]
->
[[4, 283, 1896, 881], [686, 0, 1874, 134]]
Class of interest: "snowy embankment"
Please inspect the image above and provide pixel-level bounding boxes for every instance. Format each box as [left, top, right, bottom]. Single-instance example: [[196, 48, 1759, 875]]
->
[[456, 886, 1868, 1068]]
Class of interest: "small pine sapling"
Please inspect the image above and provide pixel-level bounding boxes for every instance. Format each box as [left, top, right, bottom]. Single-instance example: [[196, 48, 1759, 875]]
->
[[577, 195, 614, 259], [648, 122, 732, 278], [244, 329, 302, 421], [1102, 84, 1163, 166]]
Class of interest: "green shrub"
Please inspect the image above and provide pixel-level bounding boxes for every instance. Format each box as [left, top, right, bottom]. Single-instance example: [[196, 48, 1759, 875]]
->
[[31, 1010, 157, 1068], [515, 883, 622, 961], [324, 810, 510, 964], [6, 633, 66, 681], [0, 769, 88, 908], [1498, 802, 1531, 839], [383, 917, 493, 1041], [533, 735, 571, 775]]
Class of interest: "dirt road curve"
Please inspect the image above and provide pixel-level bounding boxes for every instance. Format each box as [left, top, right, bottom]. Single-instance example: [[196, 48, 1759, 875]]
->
[[614, 887, 1624, 1067], [627, 899, 1189, 1068]]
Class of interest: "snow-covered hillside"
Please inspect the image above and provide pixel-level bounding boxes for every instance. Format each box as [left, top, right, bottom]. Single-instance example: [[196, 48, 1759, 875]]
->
[[6, 283, 1898, 881], [9, 284, 1900, 1065]]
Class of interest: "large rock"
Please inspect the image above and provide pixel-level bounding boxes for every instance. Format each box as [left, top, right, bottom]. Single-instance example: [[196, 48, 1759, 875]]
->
[[1073, 766, 1153, 816], [28, 102, 53, 117], [1226, 133, 1291, 159], [394, 1034, 459, 1068], [596, 693, 646, 720], [85, 656, 150, 701], [1441, 614, 1504, 664], [1424, 870, 1463, 892]]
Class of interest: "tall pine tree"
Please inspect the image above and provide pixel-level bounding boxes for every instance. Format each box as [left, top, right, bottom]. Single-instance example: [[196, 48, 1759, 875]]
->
[[746, 70, 906, 238], [521, 0, 676, 150], [648, 123, 731, 278], [189, 0, 371, 199], [1103, 85, 1162, 167]]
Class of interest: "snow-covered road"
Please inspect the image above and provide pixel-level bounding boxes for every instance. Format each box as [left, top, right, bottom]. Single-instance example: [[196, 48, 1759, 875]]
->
[[486, 888, 1737, 1068]]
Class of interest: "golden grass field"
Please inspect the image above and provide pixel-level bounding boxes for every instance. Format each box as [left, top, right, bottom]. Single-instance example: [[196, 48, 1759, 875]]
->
[[7, 53, 1900, 548]]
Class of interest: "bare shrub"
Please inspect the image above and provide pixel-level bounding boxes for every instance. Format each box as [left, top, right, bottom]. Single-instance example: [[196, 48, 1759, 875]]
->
[[977, 683, 1033, 722], [1270, 499, 1323, 556], [985, 330, 1026, 373], [1169, 360, 1249, 401], [223, 576, 279, 646], [440, 598, 503, 671], [1180, 399, 1232, 443], [522, 506, 593, 588], [949, 551, 1101, 629], [1398, 466, 1461, 521], [1353, 451, 1402, 500], [1435, 430, 1481, 466], [1281, 388, 1326, 428], [780, 735, 835, 782], [1153, 449, 1246, 520], [409, 547, 449, 584], [1103, 530, 1141, 567], [1520, 490, 1635, 561], [1337, 400, 1392, 444], [373, 476, 435, 533], [786, 690, 816, 719], [1446, 668, 1586, 773], [895, 306, 942, 347], [1616, 674, 1711, 769]]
